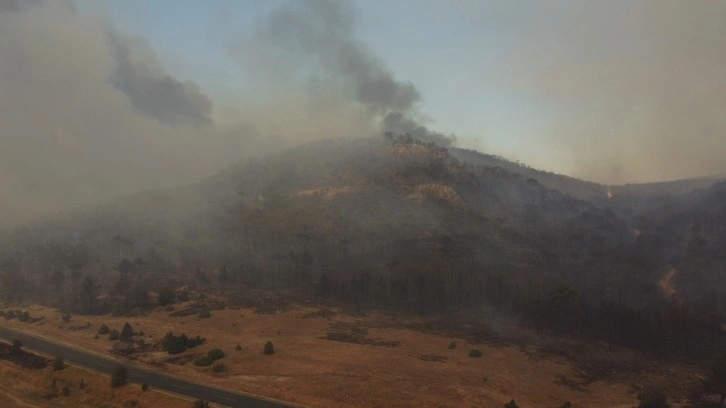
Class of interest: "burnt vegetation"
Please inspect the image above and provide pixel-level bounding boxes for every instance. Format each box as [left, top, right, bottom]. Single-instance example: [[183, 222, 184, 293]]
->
[[1, 135, 726, 383]]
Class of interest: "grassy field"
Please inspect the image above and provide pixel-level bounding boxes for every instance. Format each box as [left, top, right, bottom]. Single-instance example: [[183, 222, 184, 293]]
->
[[0, 356, 190, 408], [0, 302, 702, 408]]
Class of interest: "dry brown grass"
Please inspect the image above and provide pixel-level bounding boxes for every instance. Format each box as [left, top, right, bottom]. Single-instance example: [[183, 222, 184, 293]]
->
[[0, 303, 698, 408], [0, 358, 188, 407]]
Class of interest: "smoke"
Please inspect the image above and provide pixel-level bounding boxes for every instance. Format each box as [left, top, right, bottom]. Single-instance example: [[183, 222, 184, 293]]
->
[[109, 34, 214, 127], [234, 0, 455, 146], [0, 1, 269, 228], [481, 0, 726, 183]]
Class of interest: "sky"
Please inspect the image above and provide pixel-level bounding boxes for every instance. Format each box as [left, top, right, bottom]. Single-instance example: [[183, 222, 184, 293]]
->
[[1, 0, 726, 228]]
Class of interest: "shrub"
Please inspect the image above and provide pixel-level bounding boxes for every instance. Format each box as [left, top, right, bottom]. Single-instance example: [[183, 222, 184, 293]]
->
[[558, 402, 572, 408], [178, 291, 190, 302], [157, 287, 176, 306], [108, 329, 120, 341], [52, 355, 65, 371], [264, 341, 274, 355], [448, 341, 457, 350], [110, 364, 128, 388], [235, 344, 242, 351], [207, 348, 225, 361], [120, 322, 134, 342], [61, 386, 70, 397], [469, 349, 482, 358], [98, 324, 110, 335], [11, 339, 22, 354], [212, 362, 227, 373], [193, 400, 210, 408], [141, 383, 149, 392], [79, 379, 86, 389], [198, 310, 211, 319], [194, 356, 213, 367], [637, 389, 669, 408], [62, 313, 71, 323], [504, 400, 519, 408]]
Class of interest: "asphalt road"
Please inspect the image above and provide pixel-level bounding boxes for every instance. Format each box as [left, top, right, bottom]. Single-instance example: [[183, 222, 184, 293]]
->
[[0, 325, 295, 408]]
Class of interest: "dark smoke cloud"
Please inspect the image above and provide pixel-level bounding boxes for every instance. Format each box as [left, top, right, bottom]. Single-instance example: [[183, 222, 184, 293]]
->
[[109, 34, 213, 126], [382, 112, 455, 148], [251, 0, 454, 146]]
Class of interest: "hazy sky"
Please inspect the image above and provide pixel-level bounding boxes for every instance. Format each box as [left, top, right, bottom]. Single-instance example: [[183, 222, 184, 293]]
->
[[1, 0, 725, 227]]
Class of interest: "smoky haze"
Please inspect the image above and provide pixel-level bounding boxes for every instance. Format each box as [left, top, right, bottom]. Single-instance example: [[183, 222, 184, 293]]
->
[[482, 0, 726, 183], [0, 0, 449, 229]]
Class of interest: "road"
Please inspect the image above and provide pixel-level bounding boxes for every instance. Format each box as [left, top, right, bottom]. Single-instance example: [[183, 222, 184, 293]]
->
[[0, 325, 296, 408]]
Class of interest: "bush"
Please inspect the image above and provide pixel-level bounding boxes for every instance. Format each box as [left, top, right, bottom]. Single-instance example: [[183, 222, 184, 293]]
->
[[193, 400, 210, 408], [264, 341, 274, 355], [111, 364, 128, 388], [469, 349, 482, 358], [62, 313, 71, 323], [558, 402, 572, 408], [198, 310, 211, 319], [11, 339, 22, 354], [157, 287, 176, 306], [98, 324, 110, 335], [637, 389, 669, 408], [108, 329, 120, 341], [61, 386, 70, 397], [212, 362, 227, 373], [161, 332, 206, 354], [504, 400, 519, 408], [141, 383, 149, 392], [178, 291, 190, 302], [79, 379, 86, 389], [120, 322, 134, 342], [207, 348, 225, 361], [194, 356, 213, 367], [448, 341, 457, 350], [52, 355, 65, 371], [235, 344, 242, 351]]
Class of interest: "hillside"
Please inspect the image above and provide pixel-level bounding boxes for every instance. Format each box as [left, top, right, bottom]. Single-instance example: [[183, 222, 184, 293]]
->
[[2, 136, 726, 360]]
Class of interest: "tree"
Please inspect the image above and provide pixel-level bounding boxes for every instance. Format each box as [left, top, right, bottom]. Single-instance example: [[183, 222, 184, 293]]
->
[[80, 275, 100, 314], [10, 339, 22, 354], [469, 349, 482, 358], [110, 364, 128, 387], [705, 353, 726, 405], [98, 323, 110, 335], [264, 340, 274, 355], [119, 322, 134, 342], [157, 286, 176, 306], [52, 355, 65, 371], [637, 389, 669, 408], [504, 400, 519, 408]]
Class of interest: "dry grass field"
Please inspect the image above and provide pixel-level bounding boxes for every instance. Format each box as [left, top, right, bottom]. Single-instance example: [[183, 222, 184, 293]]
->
[[0, 302, 702, 408]]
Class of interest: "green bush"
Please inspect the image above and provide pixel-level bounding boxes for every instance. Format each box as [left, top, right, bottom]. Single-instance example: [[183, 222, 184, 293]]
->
[[98, 324, 110, 335], [157, 287, 176, 306], [264, 341, 274, 355], [194, 355, 213, 367], [469, 349, 482, 358], [448, 341, 457, 350], [504, 400, 519, 408], [206, 348, 225, 361]]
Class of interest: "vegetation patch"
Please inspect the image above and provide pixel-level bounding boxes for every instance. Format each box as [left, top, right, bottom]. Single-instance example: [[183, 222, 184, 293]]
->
[[321, 322, 400, 348], [418, 354, 448, 363], [0, 341, 49, 369]]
